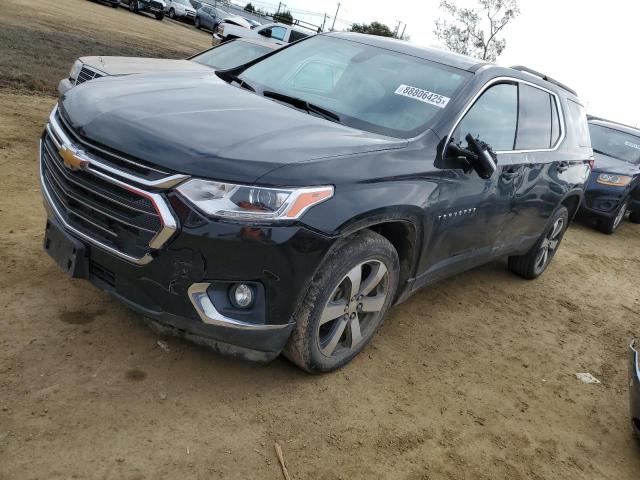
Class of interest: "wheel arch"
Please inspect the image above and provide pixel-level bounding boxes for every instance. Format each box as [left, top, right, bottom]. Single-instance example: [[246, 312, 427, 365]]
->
[[334, 209, 423, 304], [560, 190, 584, 222]]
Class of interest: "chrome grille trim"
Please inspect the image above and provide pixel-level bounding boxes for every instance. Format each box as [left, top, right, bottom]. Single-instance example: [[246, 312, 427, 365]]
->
[[40, 123, 180, 265], [48, 105, 189, 189]]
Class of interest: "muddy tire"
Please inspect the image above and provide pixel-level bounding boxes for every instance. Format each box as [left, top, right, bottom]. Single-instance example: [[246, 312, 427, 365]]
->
[[284, 230, 399, 373], [508, 206, 569, 279]]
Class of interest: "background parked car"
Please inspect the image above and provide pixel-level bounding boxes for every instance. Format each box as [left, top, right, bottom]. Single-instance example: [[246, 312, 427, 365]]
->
[[121, 0, 165, 20], [194, 4, 228, 31], [57, 38, 281, 95], [165, 0, 196, 22], [214, 21, 310, 46], [580, 116, 640, 233]]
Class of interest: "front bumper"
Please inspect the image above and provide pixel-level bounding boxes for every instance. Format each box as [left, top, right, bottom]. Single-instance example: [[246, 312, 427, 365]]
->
[[40, 150, 336, 362], [580, 173, 639, 218], [630, 339, 640, 437]]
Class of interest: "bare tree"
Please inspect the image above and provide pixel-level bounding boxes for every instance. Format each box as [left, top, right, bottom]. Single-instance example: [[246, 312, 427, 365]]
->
[[434, 0, 520, 62]]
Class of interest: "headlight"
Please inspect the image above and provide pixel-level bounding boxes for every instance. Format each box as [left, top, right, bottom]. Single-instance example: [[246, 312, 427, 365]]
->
[[596, 173, 632, 187], [69, 60, 83, 82], [176, 180, 334, 221]]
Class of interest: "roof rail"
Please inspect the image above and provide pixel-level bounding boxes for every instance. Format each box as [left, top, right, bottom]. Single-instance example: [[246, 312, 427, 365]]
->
[[510, 65, 577, 97]]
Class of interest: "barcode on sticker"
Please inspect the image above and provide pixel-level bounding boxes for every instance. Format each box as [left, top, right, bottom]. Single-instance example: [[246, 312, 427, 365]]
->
[[394, 84, 450, 108]]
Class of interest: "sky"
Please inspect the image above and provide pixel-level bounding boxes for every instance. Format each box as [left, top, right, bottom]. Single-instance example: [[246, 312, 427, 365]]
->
[[236, 0, 640, 126]]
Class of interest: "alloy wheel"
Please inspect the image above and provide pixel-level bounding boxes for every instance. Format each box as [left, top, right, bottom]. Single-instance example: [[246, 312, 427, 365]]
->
[[613, 201, 628, 230], [317, 260, 389, 357], [535, 217, 564, 271]]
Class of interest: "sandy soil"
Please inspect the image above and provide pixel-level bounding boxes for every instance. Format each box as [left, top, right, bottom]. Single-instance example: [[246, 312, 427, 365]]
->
[[1, 1, 640, 478]]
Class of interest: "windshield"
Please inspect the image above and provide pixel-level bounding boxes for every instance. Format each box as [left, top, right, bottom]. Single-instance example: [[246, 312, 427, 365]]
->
[[239, 35, 470, 138], [191, 41, 272, 70], [589, 123, 640, 165]]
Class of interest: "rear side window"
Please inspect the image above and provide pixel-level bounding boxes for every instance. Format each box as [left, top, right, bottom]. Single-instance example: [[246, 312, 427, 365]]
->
[[566, 99, 591, 147], [516, 84, 554, 150], [289, 30, 309, 42], [455, 83, 518, 151], [269, 26, 287, 41]]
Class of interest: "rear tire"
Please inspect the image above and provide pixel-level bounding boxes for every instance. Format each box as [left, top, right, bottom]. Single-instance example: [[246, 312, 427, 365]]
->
[[597, 198, 629, 234], [128, 1, 138, 13], [168, 7, 175, 18], [508, 206, 569, 279], [155, 12, 164, 20], [284, 230, 399, 373]]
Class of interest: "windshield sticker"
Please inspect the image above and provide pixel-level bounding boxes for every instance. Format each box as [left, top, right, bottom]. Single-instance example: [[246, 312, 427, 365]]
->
[[394, 84, 450, 108], [624, 140, 640, 151]]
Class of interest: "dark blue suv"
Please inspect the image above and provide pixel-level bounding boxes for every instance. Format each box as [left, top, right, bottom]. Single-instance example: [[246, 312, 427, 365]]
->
[[40, 33, 593, 372], [580, 117, 640, 233]]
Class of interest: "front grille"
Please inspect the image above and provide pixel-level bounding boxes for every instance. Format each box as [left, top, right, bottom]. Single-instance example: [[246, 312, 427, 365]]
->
[[150, 0, 164, 8], [75, 66, 103, 85], [41, 134, 163, 260]]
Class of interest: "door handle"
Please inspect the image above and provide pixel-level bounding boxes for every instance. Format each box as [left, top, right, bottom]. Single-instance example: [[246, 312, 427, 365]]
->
[[501, 166, 521, 180]]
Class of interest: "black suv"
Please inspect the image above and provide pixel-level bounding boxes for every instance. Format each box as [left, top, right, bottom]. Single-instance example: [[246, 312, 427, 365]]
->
[[41, 33, 592, 372]]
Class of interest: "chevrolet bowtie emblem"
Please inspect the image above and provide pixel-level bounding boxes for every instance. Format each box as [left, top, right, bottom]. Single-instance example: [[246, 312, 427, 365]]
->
[[59, 145, 89, 171]]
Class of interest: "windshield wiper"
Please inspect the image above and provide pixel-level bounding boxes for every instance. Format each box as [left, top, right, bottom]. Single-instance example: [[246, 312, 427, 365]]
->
[[228, 74, 255, 92], [262, 91, 341, 123]]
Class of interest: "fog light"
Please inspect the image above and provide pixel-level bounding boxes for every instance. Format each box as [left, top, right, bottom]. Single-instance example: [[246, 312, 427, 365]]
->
[[230, 283, 254, 309]]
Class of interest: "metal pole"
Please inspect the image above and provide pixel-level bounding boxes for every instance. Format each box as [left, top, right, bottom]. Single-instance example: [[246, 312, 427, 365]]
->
[[331, 2, 340, 31], [400, 24, 407, 39], [394, 21, 401, 38]]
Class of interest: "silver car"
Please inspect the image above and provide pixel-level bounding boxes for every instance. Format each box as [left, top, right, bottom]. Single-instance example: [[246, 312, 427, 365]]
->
[[58, 38, 281, 95]]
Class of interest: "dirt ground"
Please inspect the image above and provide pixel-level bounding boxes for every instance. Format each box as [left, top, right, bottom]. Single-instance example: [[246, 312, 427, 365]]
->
[[1, 0, 639, 478]]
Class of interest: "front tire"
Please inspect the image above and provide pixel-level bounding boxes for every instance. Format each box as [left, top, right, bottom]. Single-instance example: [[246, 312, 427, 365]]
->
[[629, 208, 640, 224], [168, 7, 175, 18], [194, 17, 201, 28], [284, 230, 399, 373], [508, 206, 569, 279], [597, 198, 629, 234], [155, 12, 164, 20], [128, 0, 138, 13]]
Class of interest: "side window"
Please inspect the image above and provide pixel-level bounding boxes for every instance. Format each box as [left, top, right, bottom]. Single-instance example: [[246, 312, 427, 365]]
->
[[516, 84, 553, 150], [456, 83, 518, 151], [269, 26, 287, 41], [566, 99, 591, 147]]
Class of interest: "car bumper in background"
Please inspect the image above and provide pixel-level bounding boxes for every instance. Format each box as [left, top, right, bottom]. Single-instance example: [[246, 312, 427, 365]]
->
[[630, 339, 640, 437]]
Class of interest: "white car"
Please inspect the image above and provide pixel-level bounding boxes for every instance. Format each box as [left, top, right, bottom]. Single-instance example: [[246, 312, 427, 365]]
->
[[165, 0, 196, 22], [214, 21, 311, 46]]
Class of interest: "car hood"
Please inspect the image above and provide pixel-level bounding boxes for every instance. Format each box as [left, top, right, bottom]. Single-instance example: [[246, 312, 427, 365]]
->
[[59, 71, 408, 183], [80, 56, 210, 76], [592, 152, 640, 176]]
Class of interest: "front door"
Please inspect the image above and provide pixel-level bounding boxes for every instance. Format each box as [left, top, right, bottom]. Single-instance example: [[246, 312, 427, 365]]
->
[[423, 82, 520, 280]]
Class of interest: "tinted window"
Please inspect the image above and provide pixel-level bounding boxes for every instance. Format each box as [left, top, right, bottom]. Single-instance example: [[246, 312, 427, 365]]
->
[[455, 83, 518, 151], [289, 30, 309, 42], [269, 26, 287, 41], [191, 41, 271, 70], [516, 84, 552, 150], [589, 124, 640, 164], [240, 36, 470, 138], [566, 100, 590, 147]]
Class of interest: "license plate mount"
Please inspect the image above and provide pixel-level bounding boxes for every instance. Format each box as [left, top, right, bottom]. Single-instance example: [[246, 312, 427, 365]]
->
[[43, 220, 89, 278]]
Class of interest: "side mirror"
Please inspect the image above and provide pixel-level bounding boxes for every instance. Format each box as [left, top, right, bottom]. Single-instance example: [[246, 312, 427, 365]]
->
[[446, 134, 497, 179], [259, 28, 272, 38]]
